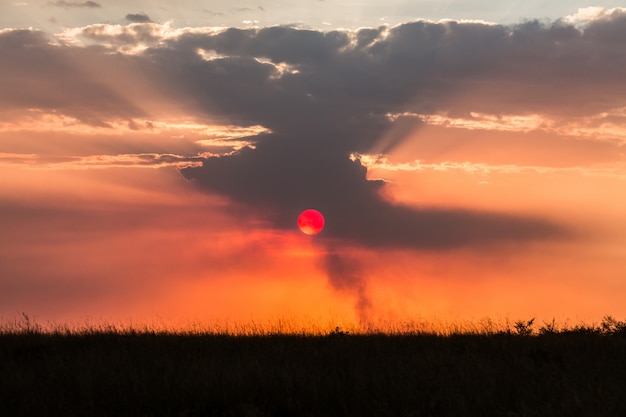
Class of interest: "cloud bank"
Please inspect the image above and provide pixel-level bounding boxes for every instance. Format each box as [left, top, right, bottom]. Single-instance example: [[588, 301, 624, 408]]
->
[[4, 11, 626, 251]]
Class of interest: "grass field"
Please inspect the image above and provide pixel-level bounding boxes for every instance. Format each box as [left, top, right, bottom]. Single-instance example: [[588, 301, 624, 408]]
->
[[1, 317, 626, 416]]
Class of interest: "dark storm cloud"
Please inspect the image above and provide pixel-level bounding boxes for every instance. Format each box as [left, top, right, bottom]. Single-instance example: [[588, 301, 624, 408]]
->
[[151, 15, 626, 136], [47, 1, 102, 8], [180, 135, 564, 248], [6, 13, 626, 247], [125, 13, 153, 23], [162, 16, 626, 248]]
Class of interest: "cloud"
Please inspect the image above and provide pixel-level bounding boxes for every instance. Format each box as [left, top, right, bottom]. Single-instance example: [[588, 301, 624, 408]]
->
[[354, 155, 626, 181], [47, 1, 101, 8], [170, 19, 626, 249], [7, 18, 596, 249], [8, 14, 626, 250], [5, 11, 626, 321], [10, 15, 618, 249], [125, 13, 153, 24], [203, 10, 225, 17], [59, 23, 166, 51], [0, 152, 204, 170], [163, 19, 612, 304], [562, 7, 626, 29], [181, 136, 567, 249]]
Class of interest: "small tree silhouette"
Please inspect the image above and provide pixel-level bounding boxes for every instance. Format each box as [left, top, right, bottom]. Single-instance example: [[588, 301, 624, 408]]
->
[[601, 315, 626, 335], [329, 326, 349, 336], [514, 318, 535, 336], [539, 318, 557, 335]]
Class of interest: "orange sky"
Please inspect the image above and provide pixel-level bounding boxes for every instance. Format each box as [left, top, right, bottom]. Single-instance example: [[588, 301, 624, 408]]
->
[[1, 9, 626, 332], [2, 124, 624, 331]]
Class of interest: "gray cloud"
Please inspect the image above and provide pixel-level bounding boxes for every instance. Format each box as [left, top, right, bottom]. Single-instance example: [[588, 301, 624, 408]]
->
[[170, 18, 614, 320], [203, 10, 225, 17], [180, 133, 565, 249], [7, 14, 626, 250], [47, 1, 101, 8], [165, 18, 626, 248], [125, 13, 153, 23]]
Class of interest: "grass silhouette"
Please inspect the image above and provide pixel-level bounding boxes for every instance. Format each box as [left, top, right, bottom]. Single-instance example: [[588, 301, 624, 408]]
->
[[1, 316, 626, 416]]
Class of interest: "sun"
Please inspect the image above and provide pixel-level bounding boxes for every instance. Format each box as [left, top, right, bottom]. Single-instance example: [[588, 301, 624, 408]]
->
[[297, 209, 325, 235]]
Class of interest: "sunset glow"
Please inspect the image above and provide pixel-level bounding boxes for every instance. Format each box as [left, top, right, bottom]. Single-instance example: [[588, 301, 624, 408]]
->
[[1, 2, 626, 332]]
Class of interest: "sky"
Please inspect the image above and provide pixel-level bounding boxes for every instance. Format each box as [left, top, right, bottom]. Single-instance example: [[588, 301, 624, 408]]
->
[[1, 1, 626, 331]]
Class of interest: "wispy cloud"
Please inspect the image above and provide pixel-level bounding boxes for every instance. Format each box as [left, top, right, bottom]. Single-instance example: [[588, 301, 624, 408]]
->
[[47, 1, 101, 8], [0, 152, 204, 170], [352, 154, 626, 181], [386, 110, 626, 144]]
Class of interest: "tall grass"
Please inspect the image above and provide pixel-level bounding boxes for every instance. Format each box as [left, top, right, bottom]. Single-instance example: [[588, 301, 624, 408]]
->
[[3, 313, 626, 336], [2, 315, 626, 416]]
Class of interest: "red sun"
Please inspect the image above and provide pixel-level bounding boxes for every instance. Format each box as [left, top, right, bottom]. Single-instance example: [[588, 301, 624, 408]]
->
[[297, 209, 325, 235]]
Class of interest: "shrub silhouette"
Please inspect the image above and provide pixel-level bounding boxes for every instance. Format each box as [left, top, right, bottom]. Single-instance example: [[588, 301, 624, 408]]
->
[[601, 315, 626, 335], [513, 318, 535, 336]]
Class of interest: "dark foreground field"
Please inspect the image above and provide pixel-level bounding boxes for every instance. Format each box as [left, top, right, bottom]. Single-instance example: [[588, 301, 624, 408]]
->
[[2, 328, 626, 417]]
